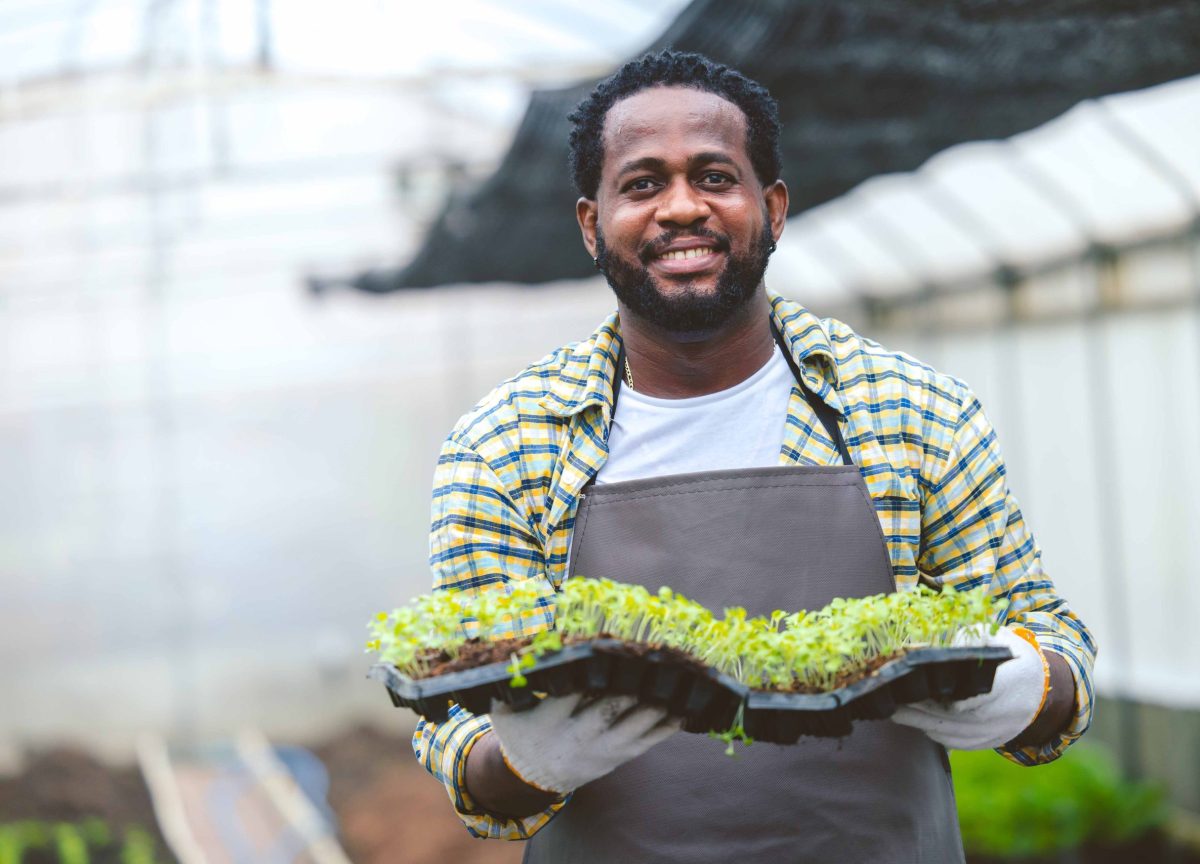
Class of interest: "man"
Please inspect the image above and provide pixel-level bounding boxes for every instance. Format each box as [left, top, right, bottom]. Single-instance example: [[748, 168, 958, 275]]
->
[[413, 51, 1095, 863]]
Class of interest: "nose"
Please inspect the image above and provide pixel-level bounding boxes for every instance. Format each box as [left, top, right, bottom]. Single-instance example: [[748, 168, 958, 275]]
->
[[655, 177, 710, 228]]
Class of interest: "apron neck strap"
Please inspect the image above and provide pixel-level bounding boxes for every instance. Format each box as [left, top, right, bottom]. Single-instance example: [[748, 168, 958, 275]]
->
[[610, 321, 853, 467], [770, 320, 853, 466]]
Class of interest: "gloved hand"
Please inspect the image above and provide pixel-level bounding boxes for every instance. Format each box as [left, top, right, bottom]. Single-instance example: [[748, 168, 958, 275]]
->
[[488, 692, 680, 795], [891, 625, 1050, 750]]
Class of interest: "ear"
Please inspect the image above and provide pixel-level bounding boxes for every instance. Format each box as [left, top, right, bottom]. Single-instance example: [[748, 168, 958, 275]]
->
[[576, 197, 599, 258], [763, 180, 789, 245]]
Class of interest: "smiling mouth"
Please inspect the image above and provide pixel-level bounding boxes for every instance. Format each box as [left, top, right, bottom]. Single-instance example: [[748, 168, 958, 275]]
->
[[657, 246, 718, 261]]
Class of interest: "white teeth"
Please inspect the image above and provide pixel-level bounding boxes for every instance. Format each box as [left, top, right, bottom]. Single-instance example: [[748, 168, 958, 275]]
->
[[661, 247, 714, 261]]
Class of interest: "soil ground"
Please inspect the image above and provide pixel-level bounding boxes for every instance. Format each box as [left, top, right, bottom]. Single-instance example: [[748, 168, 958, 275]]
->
[[314, 724, 524, 864], [0, 747, 175, 861], [2, 733, 1195, 864], [0, 732, 522, 864]]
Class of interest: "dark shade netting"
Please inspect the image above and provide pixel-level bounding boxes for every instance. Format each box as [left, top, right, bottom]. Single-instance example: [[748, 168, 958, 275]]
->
[[338, 0, 1200, 292]]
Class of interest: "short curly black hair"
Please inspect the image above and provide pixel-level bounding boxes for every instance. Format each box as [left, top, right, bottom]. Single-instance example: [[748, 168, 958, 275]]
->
[[568, 50, 781, 200]]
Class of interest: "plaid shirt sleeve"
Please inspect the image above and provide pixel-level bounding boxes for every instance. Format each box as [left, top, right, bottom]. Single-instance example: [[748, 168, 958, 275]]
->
[[916, 383, 1097, 765], [411, 435, 566, 840]]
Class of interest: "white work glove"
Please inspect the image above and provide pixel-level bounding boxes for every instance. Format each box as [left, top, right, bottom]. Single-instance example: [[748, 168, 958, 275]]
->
[[488, 692, 680, 795], [891, 625, 1050, 751]]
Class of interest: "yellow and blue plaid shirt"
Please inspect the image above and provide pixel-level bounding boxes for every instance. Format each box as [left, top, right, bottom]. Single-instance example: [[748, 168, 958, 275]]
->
[[413, 293, 1096, 840]]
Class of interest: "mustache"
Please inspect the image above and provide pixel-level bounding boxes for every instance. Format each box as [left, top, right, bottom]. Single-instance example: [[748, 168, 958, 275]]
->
[[638, 229, 731, 264]]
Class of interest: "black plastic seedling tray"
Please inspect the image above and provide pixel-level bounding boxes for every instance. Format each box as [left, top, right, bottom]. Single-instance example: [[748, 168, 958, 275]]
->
[[742, 645, 1013, 744], [370, 642, 1011, 742], [368, 638, 746, 734]]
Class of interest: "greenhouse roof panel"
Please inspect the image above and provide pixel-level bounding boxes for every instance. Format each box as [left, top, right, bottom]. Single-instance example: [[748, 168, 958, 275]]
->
[[0, 0, 690, 84], [773, 73, 1200, 296]]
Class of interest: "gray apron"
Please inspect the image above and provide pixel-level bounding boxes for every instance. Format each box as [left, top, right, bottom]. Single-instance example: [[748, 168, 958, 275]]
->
[[523, 331, 964, 864]]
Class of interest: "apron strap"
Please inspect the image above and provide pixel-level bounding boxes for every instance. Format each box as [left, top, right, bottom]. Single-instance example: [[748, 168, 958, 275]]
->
[[612, 324, 853, 467], [770, 320, 853, 467]]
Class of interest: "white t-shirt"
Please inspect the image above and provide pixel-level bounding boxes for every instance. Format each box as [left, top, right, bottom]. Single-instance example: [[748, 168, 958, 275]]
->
[[596, 346, 794, 484]]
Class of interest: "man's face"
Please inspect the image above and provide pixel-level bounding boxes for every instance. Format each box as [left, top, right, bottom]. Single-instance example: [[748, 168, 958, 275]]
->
[[577, 86, 787, 334]]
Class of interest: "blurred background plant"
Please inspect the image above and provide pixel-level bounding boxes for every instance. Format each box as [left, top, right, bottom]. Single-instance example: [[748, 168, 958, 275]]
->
[[951, 745, 1185, 863], [0, 819, 163, 864]]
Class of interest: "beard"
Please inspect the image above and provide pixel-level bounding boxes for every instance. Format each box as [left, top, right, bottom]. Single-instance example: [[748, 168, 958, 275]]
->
[[596, 214, 774, 335]]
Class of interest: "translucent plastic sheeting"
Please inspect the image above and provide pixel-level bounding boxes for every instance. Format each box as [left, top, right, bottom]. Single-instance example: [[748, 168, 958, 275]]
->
[[0, 0, 690, 84], [775, 74, 1200, 299]]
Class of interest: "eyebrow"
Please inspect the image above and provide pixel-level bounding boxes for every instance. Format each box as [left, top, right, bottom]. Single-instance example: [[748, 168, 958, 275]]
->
[[615, 151, 740, 178]]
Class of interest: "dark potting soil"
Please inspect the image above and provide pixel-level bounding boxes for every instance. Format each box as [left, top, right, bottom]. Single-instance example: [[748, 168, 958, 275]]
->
[[416, 633, 713, 678], [411, 634, 903, 694], [782, 649, 907, 694], [0, 747, 175, 862], [419, 636, 532, 677]]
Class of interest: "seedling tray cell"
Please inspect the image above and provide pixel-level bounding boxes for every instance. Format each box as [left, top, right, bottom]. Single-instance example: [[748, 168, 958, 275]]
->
[[369, 643, 1010, 744], [580, 652, 613, 691], [680, 671, 747, 734], [369, 638, 747, 734], [531, 663, 575, 697], [645, 653, 682, 702], [610, 654, 645, 695], [745, 705, 852, 744], [742, 645, 1012, 744]]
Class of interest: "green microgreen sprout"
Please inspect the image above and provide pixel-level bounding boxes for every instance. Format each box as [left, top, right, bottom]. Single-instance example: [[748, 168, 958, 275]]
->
[[369, 577, 1007, 694], [506, 651, 538, 688], [709, 704, 755, 757]]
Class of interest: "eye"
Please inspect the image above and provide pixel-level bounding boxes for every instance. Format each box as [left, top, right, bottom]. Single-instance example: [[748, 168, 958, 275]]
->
[[699, 171, 733, 186], [624, 177, 659, 193]]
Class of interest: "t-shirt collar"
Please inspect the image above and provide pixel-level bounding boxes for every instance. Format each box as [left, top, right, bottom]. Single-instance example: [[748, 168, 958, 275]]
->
[[539, 291, 839, 419]]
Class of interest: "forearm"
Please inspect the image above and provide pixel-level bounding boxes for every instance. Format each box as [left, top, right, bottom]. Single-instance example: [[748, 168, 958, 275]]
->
[[1007, 650, 1075, 748], [464, 730, 562, 818], [422, 438, 569, 836]]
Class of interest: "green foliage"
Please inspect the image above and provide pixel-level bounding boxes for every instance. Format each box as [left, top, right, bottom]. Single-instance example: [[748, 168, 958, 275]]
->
[[709, 705, 754, 757], [365, 580, 553, 677], [506, 651, 536, 688], [370, 577, 1005, 693], [951, 745, 1167, 858], [119, 830, 160, 864], [0, 820, 166, 864]]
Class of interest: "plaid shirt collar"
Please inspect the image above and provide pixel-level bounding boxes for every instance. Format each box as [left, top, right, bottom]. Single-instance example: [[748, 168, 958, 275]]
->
[[539, 292, 841, 419]]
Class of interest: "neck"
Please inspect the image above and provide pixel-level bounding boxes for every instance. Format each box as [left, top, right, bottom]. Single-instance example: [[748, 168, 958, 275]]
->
[[618, 290, 775, 398]]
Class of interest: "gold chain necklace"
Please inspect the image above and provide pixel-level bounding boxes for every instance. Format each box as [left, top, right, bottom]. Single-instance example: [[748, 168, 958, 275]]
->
[[621, 328, 778, 395]]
